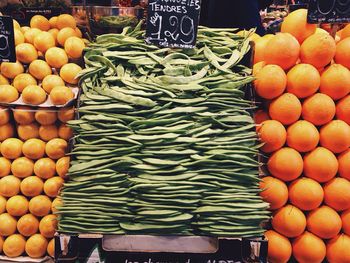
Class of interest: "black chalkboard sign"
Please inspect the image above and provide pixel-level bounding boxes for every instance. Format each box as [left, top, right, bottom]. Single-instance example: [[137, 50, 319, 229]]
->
[[0, 16, 16, 63], [308, 0, 350, 24], [145, 0, 202, 49]]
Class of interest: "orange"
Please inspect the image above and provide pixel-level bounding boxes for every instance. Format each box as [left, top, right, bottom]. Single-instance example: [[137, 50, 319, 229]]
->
[[56, 156, 70, 178], [58, 123, 73, 140], [300, 33, 336, 68], [17, 123, 40, 141], [25, 234, 48, 258], [0, 157, 11, 177], [3, 234, 26, 258], [281, 9, 316, 43], [0, 123, 15, 141], [335, 37, 350, 70], [57, 27, 78, 46], [44, 176, 64, 198], [21, 26, 31, 33], [292, 231, 326, 263], [33, 31, 56, 53], [307, 206, 342, 239], [0, 74, 9, 85], [49, 16, 58, 28], [338, 149, 350, 180], [58, 107, 75, 123], [341, 24, 350, 39], [0, 213, 17, 236], [30, 15, 50, 31], [327, 234, 350, 262], [14, 29, 25, 46], [20, 176, 44, 197], [13, 106, 35, 125], [264, 33, 300, 70], [0, 61, 24, 79], [6, 195, 28, 217], [0, 85, 19, 103], [60, 63, 82, 84], [65, 36, 85, 59], [56, 14, 77, 30], [267, 147, 303, 182], [265, 230, 292, 263], [286, 64, 320, 98], [254, 65, 286, 99], [0, 236, 3, 253], [48, 28, 59, 45], [42, 75, 65, 94], [39, 125, 59, 142], [342, 209, 350, 235], [52, 197, 62, 213], [22, 138, 46, 160], [11, 157, 34, 178], [0, 106, 10, 125], [45, 47, 69, 69], [0, 196, 6, 213], [302, 93, 336, 126], [257, 120, 286, 153], [272, 204, 306, 238], [254, 109, 270, 124], [17, 214, 39, 237], [320, 64, 350, 100], [259, 176, 288, 210], [13, 73, 37, 92], [13, 20, 20, 30], [29, 195, 51, 217], [336, 95, 350, 125], [24, 28, 42, 44], [75, 28, 83, 38], [286, 120, 319, 152], [35, 108, 57, 125], [15, 43, 38, 64], [304, 147, 338, 183], [45, 138, 68, 159], [22, 85, 47, 105], [269, 93, 302, 125], [50, 86, 75, 105], [324, 178, 350, 211], [1, 138, 23, 159], [47, 238, 54, 257], [39, 214, 57, 238], [253, 34, 273, 64], [252, 61, 266, 76], [34, 158, 56, 179], [0, 176, 21, 197], [28, 59, 52, 80], [289, 178, 324, 211], [320, 120, 350, 153]]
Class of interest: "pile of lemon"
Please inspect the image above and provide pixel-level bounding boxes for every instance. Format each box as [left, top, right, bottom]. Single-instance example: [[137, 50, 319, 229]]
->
[[0, 14, 84, 106]]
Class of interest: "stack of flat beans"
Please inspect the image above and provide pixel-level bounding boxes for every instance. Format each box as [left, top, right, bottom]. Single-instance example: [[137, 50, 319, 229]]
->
[[57, 23, 270, 237]]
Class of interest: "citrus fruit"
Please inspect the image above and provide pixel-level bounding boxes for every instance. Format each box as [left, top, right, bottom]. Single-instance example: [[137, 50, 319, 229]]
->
[[21, 26, 30, 33], [58, 123, 73, 140], [45, 138, 68, 159], [45, 47, 69, 69], [17, 214, 39, 237], [24, 28, 42, 44], [75, 27, 83, 38], [34, 158, 56, 179], [0, 196, 6, 213], [28, 195, 51, 217], [22, 138, 46, 160], [57, 27, 78, 46], [42, 75, 65, 94], [13, 20, 20, 30], [286, 120, 319, 152], [335, 37, 350, 69], [302, 93, 336, 126], [0, 85, 19, 103], [0, 176, 21, 197], [254, 109, 270, 124], [28, 59, 52, 80], [15, 43, 38, 64], [30, 15, 50, 31], [341, 24, 350, 39], [14, 29, 25, 46], [0, 157, 11, 177], [267, 147, 303, 182], [0, 236, 3, 253], [257, 120, 286, 153], [13, 106, 35, 125], [0, 74, 9, 85], [0, 61, 24, 79], [320, 64, 350, 100], [327, 234, 350, 262], [33, 31, 56, 53], [58, 107, 75, 123], [1, 138, 23, 159], [254, 65, 287, 99], [64, 36, 85, 59], [48, 28, 59, 45], [22, 85, 47, 105], [336, 95, 350, 125], [342, 209, 350, 235], [286, 64, 320, 98], [11, 157, 34, 178], [39, 214, 57, 238], [292, 231, 326, 263], [44, 176, 64, 198], [49, 16, 58, 28], [13, 73, 37, 93], [51, 197, 62, 213], [6, 195, 28, 217], [259, 176, 288, 210], [47, 238, 54, 257], [17, 123, 40, 141], [35, 108, 57, 125], [0, 123, 15, 141], [56, 14, 77, 30], [324, 178, 350, 211], [20, 176, 44, 197], [60, 63, 82, 84], [265, 230, 292, 263], [338, 149, 350, 180], [50, 86, 74, 105], [320, 120, 350, 153], [300, 33, 336, 68], [272, 204, 306, 238], [25, 234, 48, 258], [0, 107, 9, 125], [269, 93, 302, 125], [252, 61, 266, 76], [0, 213, 17, 236], [56, 156, 69, 178], [253, 34, 273, 64], [3, 234, 26, 258], [39, 125, 59, 142]]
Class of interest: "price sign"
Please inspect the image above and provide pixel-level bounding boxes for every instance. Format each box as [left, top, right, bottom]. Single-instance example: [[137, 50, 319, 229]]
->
[[308, 0, 350, 23], [0, 16, 16, 63], [145, 0, 202, 49]]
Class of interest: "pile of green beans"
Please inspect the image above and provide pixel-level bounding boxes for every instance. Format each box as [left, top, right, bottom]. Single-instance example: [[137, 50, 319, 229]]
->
[[57, 23, 270, 237]]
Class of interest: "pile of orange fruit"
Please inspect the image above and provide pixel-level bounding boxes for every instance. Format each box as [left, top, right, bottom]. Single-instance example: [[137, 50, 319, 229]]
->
[[254, 9, 350, 263], [0, 105, 74, 258], [0, 14, 84, 106]]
